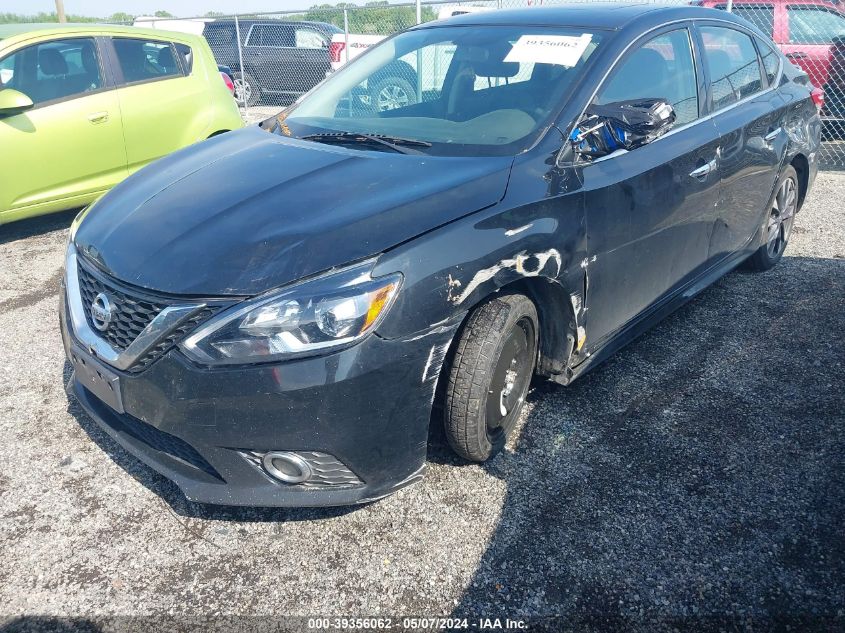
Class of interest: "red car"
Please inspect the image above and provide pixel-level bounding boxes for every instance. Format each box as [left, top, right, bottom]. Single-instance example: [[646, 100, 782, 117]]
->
[[697, 0, 845, 133]]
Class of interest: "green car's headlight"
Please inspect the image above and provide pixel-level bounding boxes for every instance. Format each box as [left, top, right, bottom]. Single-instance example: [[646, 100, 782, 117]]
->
[[180, 260, 401, 365]]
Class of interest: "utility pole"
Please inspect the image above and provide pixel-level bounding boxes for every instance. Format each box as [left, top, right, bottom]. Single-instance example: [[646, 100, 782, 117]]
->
[[55, 0, 67, 22]]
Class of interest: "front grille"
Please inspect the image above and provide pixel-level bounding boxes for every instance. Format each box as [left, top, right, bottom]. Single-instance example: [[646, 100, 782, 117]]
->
[[131, 307, 216, 373], [75, 259, 224, 373], [77, 263, 167, 352]]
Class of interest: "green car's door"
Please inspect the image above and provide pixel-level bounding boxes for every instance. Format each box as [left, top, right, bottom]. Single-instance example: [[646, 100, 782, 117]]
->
[[108, 37, 210, 175], [0, 36, 126, 223]]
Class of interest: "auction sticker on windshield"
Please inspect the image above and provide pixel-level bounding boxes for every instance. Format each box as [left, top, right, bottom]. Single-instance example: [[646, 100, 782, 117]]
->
[[505, 33, 593, 66]]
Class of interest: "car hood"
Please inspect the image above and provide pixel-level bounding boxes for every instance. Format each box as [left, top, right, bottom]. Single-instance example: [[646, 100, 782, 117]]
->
[[74, 125, 513, 296]]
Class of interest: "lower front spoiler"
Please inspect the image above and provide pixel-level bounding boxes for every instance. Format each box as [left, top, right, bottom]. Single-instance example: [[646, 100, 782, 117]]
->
[[68, 377, 425, 507]]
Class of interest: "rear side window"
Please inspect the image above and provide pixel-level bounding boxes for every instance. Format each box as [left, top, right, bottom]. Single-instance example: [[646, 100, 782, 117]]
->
[[113, 38, 181, 84], [717, 5, 775, 37], [295, 27, 327, 49], [0, 37, 102, 105], [700, 26, 764, 109], [204, 23, 236, 47], [175, 43, 193, 73], [596, 28, 699, 125], [787, 6, 845, 44], [755, 35, 780, 84]]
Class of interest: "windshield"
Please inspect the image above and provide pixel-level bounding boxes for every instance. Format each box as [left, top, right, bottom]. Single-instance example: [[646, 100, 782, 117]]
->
[[270, 25, 605, 157]]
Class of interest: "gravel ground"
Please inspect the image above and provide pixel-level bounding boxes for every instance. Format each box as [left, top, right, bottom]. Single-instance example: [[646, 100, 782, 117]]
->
[[0, 171, 843, 632]]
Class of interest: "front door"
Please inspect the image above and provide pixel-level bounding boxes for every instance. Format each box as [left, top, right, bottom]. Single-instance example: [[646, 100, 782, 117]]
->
[[0, 36, 126, 221], [578, 27, 722, 349]]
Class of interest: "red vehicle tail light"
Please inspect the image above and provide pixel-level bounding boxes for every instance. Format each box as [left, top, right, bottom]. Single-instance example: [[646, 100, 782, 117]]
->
[[329, 41, 346, 63], [220, 71, 235, 95], [811, 86, 825, 111]]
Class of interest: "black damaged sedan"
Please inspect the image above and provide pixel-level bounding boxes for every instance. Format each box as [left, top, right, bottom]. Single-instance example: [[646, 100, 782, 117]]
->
[[62, 4, 820, 506]]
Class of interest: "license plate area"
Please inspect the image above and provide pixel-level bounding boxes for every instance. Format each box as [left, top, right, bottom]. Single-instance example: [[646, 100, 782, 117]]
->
[[70, 345, 125, 414]]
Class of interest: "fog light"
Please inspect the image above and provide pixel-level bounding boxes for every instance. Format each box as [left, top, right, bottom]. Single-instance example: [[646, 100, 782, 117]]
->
[[261, 451, 313, 484]]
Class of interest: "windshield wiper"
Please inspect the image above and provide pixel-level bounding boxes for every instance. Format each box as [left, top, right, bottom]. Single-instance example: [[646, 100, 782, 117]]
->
[[301, 132, 431, 155]]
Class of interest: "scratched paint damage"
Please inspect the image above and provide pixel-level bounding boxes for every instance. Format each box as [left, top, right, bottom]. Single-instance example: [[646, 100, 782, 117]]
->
[[448, 249, 563, 305]]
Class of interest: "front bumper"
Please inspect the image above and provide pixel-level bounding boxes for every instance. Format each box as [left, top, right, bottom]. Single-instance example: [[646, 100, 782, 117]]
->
[[61, 289, 458, 507]]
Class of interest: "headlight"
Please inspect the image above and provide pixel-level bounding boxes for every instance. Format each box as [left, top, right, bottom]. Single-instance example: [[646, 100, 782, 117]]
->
[[180, 260, 401, 365]]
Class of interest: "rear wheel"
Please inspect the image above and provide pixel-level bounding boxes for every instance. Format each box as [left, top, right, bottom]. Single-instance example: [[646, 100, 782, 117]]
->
[[444, 294, 538, 462], [746, 165, 799, 272], [233, 71, 259, 107]]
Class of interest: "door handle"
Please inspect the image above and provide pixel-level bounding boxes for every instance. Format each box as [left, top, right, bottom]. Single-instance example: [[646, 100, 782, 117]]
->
[[786, 52, 808, 60], [87, 111, 109, 124], [689, 158, 717, 179], [764, 127, 783, 143]]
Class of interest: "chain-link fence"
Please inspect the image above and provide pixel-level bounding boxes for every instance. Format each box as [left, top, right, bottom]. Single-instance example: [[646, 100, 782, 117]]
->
[[135, 0, 845, 167]]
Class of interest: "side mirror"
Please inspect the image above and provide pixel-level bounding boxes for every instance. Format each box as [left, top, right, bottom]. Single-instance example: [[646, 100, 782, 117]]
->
[[571, 98, 675, 160], [0, 89, 34, 117]]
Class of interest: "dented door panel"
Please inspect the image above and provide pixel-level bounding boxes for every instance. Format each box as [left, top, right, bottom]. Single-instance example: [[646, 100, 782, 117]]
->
[[575, 120, 722, 352]]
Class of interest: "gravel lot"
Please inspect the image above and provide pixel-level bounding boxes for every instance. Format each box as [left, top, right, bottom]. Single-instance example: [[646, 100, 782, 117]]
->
[[0, 171, 843, 631]]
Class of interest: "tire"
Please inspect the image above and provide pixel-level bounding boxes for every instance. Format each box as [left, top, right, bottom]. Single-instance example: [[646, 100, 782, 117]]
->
[[746, 165, 799, 272], [369, 76, 417, 112], [444, 294, 539, 462], [233, 71, 260, 107]]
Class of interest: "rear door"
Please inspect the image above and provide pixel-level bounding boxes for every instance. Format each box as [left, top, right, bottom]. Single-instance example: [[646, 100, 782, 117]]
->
[[696, 23, 787, 258], [244, 23, 297, 93], [108, 36, 208, 174], [290, 26, 331, 93], [579, 26, 722, 347], [782, 4, 845, 88], [0, 36, 125, 219]]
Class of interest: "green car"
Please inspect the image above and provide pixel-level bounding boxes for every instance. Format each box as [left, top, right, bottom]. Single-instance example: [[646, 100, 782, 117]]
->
[[0, 23, 244, 225]]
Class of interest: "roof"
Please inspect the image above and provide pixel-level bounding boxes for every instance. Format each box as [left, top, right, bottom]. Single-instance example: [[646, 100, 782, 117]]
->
[[0, 22, 201, 43], [205, 18, 341, 30], [423, 3, 729, 30]]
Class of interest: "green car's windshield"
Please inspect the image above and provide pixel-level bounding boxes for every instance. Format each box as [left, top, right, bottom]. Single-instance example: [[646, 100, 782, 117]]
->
[[273, 25, 605, 157]]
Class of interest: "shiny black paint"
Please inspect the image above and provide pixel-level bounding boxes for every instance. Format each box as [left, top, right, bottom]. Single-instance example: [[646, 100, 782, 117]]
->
[[74, 127, 512, 295], [65, 5, 821, 506]]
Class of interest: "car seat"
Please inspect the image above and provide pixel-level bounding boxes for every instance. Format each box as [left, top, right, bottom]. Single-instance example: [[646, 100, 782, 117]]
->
[[36, 48, 70, 102]]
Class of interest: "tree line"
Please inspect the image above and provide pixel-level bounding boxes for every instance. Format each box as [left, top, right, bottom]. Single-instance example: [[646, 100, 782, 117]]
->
[[1, 3, 439, 33]]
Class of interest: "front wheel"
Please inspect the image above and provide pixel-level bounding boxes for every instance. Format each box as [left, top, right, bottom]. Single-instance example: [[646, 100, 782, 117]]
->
[[444, 294, 538, 462], [746, 165, 799, 272]]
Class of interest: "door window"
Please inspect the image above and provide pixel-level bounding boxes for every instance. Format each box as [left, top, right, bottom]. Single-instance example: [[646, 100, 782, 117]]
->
[[112, 38, 181, 84], [717, 5, 775, 37], [787, 6, 845, 44], [756, 35, 780, 85], [245, 25, 263, 47], [0, 37, 102, 106], [254, 24, 296, 47], [596, 28, 699, 125], [295, 28, 326, 49], [700, 26, 764, 110]]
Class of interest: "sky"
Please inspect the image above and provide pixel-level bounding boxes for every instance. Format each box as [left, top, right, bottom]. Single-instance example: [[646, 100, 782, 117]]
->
[[3, 0, 318, 18]]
